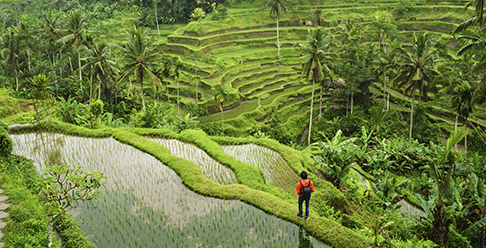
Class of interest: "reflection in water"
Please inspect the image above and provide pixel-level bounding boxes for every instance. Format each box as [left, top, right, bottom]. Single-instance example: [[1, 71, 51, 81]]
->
[[222, 144, 300, 196], [299, 228, 313, 248], [12, 133, 332, 248], [150, 138, 238, 185]]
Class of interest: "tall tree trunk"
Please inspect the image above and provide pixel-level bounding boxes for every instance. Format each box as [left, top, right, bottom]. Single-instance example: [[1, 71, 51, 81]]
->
[[308, 77, 316, 146], [383, 72, 387, 101], [277, 17, 280, 57], [465, 120, 468, 154], [89, 78, 92, 103], [98, 77, 102, 100], [350, 81, 354, 115], [410, 90, 415, 140], [195, 69, 199, 108], [177, 77, 180, 115], [220, 104, 224, 136], [78, 52, 82, 81], [154, 0, 160, 35], [2, 70, 5, 89], [454, 114, 458, 150], [432, 204, 450, 248], [15, 75, 19, 91], [140, 71, 145, 108], [27, 50, 31, 71], [387, 78, 391, 110], [319, 81, 323, 122], [69, 57, 73, 72]]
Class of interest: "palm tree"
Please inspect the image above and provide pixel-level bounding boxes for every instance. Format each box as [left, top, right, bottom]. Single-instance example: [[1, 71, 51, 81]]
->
[[373, 39, 400, 110], [173, 60, 183, 115], [80, 41, 118, 102], [316, 34, 336, 122], [295, 28, 332, 145], [452, 81, 475, 152], [395, 31, 439, 139], [1, 27, 22, 91], [57, 9, 87, 82], [417, 128, 467, 248], [41, 10, 61, 68], [118, 25, 161, 108], [265, 0, 292, 57], [336, 20, 365, 114], [452, 0, 486, 34], [213, 86, 227, 135]]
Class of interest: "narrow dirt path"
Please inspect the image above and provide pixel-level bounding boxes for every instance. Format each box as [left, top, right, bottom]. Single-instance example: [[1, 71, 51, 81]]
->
[[0, 189, 9, 248]]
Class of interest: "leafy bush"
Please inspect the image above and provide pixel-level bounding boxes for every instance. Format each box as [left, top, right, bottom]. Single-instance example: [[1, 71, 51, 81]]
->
[[314, 130, 359, 189], [363, 137, 436, 175], [411, 103, 441, 144], [0, 89, 21, 118], [0, 125, 12, 158]]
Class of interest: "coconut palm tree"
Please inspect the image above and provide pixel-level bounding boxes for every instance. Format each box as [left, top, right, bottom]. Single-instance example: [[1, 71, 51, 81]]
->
[[57, 9, 87, 82], [395, 31, 439, 140], [265, 0, 292, 57], [452, 81, 475, 152], [118, 25, 161, 108], [213, 86, 227, 135], [80, 41, 118, 102], [295, 28, 332, 145], [373, 39, 401, 110], [1, 27, 22, 91], [173, 60, 183, 115], [41, 10, 61, 67], [336, 20, 366, 114], [453, 0, 486, 34]]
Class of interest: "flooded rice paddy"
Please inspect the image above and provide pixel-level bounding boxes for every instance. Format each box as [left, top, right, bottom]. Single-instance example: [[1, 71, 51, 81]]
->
[[12, 133, 331, 248], [149, 138, 238, 185], [222, 144, 300, 196]]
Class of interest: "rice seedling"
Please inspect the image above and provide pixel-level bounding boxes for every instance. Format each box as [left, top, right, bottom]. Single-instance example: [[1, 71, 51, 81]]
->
[[222, 143, 300, 196], [150, 138, 238, 185], [11, 133, 330, 247]]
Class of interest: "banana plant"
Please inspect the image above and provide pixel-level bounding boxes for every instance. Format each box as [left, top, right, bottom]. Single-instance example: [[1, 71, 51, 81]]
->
[[369, 170, 410, 210], [314, 130, 358, 189], [416, 127, 467, 248]]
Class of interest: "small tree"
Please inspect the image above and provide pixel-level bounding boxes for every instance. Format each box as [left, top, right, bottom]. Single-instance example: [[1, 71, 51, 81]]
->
[[29, 74, 52, 122], [191, 8, 206, 22], [213, 86, 227, 136], [40, 163, 106, 214]]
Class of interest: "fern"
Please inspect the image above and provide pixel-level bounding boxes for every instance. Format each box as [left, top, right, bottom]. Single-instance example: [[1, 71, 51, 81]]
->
[[462, 217, 486, 239]]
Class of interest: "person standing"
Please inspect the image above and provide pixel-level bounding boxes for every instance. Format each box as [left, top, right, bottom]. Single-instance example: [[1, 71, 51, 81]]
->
[[296, 171, 314, 220]]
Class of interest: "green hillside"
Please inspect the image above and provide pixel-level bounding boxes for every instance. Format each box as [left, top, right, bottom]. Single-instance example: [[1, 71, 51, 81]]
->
[[1, 0, 486, 247]]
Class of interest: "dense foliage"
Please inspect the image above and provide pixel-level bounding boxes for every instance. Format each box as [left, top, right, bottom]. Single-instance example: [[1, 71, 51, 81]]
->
[[1, 0, 486, 247]]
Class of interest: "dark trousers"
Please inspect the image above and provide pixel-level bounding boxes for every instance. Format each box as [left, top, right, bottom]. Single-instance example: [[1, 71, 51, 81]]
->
[[298, 196, 310, 217]]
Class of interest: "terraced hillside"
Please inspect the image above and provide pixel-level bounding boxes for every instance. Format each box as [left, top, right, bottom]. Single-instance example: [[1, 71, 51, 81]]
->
[[157, 0, 473, 136]]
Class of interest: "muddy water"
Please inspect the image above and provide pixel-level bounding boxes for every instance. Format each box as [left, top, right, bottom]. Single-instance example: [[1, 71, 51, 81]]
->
[[12, 133, 331, 248]]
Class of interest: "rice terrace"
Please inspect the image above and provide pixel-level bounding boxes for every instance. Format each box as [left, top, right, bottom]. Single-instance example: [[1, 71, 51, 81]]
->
[[1, 0, 486, 247]]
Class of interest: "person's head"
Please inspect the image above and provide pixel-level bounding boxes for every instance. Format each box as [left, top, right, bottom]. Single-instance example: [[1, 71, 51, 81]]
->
[[300, 171, 307, 179]]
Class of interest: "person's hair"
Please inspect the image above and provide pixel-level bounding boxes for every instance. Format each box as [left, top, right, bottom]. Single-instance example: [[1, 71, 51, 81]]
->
[[300, 171, 307, 179]]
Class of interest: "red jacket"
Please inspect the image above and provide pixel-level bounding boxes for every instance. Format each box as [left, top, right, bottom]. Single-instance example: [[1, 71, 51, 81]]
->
[[296, 179, 315, 197]]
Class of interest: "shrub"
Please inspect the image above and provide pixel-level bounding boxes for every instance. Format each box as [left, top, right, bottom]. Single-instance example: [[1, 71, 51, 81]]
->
[[0, 125, 12, 158], [0, 89, 21, 118]]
